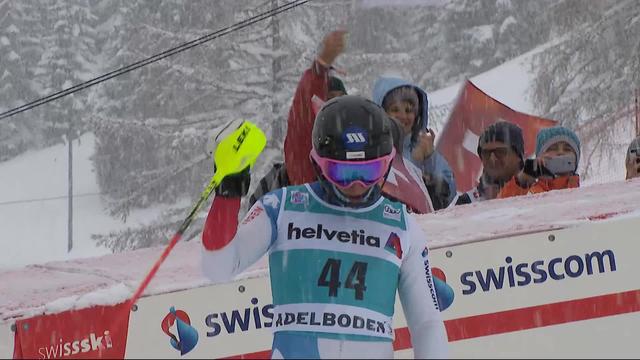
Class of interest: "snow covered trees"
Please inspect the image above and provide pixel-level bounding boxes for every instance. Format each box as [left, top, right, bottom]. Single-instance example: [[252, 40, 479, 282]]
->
[[532, 0, 640, 181], [0, 1, 46, 160], [1, 0, 638, 252]]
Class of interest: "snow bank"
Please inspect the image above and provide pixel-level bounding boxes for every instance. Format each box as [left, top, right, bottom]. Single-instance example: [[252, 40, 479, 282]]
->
[[422, 178, 640, 248]]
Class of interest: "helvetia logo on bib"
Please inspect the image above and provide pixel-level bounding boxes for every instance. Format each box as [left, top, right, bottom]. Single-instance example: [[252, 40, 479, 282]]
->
[[384, 232, 403, 259], [287, 223, 380, 248]]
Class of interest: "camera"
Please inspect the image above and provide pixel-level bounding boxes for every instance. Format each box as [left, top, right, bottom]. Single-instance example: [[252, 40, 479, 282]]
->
[[523, 159, 551, 178], [543, 154, 576, 175], [524, 154, 575, 178]]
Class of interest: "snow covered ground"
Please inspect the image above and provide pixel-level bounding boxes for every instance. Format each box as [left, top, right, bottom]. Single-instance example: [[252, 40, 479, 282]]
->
[[0, 133, 180, 269]]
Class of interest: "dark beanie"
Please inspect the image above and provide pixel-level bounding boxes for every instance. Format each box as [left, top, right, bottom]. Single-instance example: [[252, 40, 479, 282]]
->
[[328, 76, 347, 95], [627, 136, 640, 156], [626, 136, 640, 162], [477, 121, 525, 161], [535, 126, 581, 170]]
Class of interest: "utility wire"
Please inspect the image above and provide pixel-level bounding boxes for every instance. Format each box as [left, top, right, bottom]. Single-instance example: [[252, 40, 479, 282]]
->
[[0, 1, 311, 207], [0, 192, 101, 206], [0, 0, 311, 122]]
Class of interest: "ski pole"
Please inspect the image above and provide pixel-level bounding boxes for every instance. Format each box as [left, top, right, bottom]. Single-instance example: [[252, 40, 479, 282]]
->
[[128, 120, 266, 309], [128, 176, 217, 309]]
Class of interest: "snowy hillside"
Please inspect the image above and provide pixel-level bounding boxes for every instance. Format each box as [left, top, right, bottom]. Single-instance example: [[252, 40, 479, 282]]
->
[[0, 133, 190, 269]]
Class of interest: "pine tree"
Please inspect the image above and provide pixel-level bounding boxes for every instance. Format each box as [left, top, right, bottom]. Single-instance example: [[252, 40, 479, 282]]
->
[[0, 0, 46, 160], [92, 0, 225, 221], [33, 0, 97, 146], [91, 1, 273, 251]]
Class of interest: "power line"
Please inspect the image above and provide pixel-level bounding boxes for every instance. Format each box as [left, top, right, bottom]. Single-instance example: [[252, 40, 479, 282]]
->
[[0, 1, 310, 208], [0, 0, 311, 122], [0, 151, 211, 207], [0, 192, 101, 206]]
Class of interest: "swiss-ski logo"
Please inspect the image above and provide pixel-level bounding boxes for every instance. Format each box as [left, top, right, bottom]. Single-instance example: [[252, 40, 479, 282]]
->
[[345, 133, 366, 143], [342, 127, 368, 151]]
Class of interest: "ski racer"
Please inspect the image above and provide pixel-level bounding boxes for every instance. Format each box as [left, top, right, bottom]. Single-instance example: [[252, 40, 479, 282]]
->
[[201, 95, 448, 359]]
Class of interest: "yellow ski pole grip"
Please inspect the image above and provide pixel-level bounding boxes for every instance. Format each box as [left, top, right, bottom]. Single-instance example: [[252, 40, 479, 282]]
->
[[212, 120, 267, 189]]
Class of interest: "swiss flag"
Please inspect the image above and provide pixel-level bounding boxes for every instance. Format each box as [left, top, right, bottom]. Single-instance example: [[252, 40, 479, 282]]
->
[[383, 154, 433, 214], [436, 80, 557, 193]]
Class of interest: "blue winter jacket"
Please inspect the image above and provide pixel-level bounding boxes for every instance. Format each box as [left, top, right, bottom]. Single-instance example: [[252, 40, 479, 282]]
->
[[372, 76, 456, 207]]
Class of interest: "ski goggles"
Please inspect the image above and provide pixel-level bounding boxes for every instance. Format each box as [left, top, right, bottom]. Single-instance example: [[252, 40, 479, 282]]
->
[[310, 148, 395, 188]]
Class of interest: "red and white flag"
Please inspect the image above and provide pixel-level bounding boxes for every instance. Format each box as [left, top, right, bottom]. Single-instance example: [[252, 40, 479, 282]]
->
[[437, 80, 557, 193]]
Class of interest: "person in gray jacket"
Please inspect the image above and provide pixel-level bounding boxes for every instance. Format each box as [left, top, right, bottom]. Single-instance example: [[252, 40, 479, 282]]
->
[[372, 76, 456, 209]]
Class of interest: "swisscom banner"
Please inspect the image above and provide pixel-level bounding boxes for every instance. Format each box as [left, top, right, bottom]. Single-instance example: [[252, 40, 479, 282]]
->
[[427, 216, 640, 357], [125, 276, 274, 359], [124, 216, 640, 358], [0, 322, 14, 359]]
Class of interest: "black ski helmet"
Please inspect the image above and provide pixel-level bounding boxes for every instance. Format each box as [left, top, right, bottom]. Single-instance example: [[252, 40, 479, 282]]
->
[[311, 95, 395, 207], [312, 95, 394, 161]]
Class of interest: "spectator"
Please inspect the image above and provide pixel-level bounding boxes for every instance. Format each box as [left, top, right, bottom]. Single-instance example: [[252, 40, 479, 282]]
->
[[284, 30, 347, 185], [248, 162, 289, 208], [499, 126, 580, 198], [454, 122, 525, 205], [372, 77, 456, 209], [279, 31, 436, 214], [246, 76, 347, 207], [625, 136, 640, 180], [250, 31, 348, 209], [328, 76, 347, 99]]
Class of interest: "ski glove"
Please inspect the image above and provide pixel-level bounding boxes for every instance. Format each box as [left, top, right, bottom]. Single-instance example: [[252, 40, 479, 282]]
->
[[215, 165, 251, 198]]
